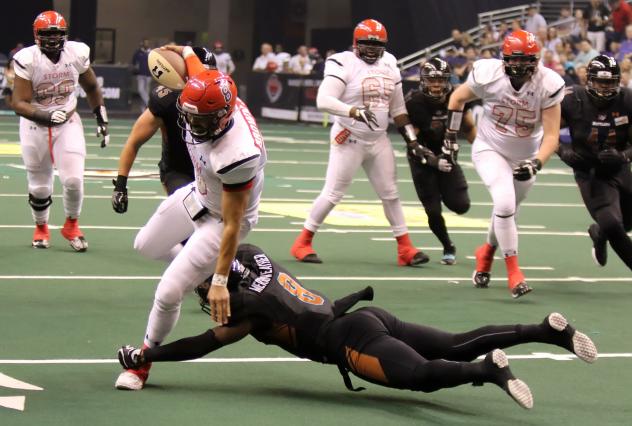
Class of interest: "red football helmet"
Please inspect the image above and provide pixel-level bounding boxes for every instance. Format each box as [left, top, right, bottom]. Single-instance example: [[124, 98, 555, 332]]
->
[[353, 19, 388, 64], [177, 70, 238, 142], [33, 11, 68, 55], [502, 30, 540, 79]]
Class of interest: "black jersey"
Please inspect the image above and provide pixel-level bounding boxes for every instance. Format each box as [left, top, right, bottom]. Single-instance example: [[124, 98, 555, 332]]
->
[[226, 244, 335, 362], [147, 85, 194, 177], [561, 85, 632, 172], [405, 90, 450, 155]]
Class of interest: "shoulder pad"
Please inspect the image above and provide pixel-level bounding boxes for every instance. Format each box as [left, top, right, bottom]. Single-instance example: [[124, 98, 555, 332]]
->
[[12, 46, 37, 79], [469, 59, 505, 85], [66, 41, 90, 59], [382, 51, 398, 65], [538, 66, 565, 96]]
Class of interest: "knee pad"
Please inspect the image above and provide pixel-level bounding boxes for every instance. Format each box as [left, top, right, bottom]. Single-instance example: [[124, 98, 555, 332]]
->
[[493, 202, 515, 219], [154, 286, 185, 310], [63, 176, 82, 192], [28, 193, 53, 211]]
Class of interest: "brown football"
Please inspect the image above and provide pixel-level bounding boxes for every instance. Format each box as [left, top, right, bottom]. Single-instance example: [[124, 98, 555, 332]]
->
[[147, 48, 187, 90]]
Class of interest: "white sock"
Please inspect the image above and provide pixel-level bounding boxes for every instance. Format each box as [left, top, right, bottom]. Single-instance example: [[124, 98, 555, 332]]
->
[[381, 198, 408, 237], [144, 298, 181, 348], [493, 214, 518, 257], [304, 195, 336, 233]]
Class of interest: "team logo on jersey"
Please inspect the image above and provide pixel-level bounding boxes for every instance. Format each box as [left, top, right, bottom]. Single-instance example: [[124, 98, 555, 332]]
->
[[266, 74, 283, 103]]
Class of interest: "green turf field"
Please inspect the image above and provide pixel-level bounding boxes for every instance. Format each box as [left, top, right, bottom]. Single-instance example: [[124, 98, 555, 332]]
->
[[0, 115, 630, 425]]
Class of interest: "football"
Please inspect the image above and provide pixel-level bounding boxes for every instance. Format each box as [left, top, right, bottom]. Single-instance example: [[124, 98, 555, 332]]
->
[[147, 48, 187, 90]]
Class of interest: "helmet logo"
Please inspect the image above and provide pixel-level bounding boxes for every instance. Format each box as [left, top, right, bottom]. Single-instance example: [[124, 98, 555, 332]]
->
[[217, 78, 232, 103], [181, 102, 199, 114]]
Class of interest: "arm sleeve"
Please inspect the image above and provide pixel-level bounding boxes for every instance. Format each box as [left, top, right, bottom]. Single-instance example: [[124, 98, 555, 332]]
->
[[316, 76, 352, 117], [389, 82, 407, 117], [183, 46, 205, 78]]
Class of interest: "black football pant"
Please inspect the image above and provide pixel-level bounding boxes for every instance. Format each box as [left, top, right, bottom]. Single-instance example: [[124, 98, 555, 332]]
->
[[326, 307, 563, 392], [160, 170, 195, 195], [407, 155, 470, 250], [575, 167, 632, 270]]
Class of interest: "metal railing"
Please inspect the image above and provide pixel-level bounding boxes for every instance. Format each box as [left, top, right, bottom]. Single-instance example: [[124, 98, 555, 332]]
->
[[397, 3, 536, 71]]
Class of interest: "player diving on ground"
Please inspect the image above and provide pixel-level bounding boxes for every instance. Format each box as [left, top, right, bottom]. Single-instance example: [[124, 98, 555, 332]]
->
[[117, 244, 597, 409]]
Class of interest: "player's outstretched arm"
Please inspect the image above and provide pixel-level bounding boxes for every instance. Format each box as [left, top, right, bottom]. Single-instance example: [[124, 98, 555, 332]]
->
[[537, 103, 561, 165], [209, 187, 251, 324], [112, 110, 163, 213], [79, 68, 109, 148]]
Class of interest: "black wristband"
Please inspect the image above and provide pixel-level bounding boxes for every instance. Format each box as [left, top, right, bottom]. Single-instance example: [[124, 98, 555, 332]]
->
[[31, 110, 51, 126], [397, 123, 417, 144], [533, 158, 542, 170], [114, 174, 128, 191]]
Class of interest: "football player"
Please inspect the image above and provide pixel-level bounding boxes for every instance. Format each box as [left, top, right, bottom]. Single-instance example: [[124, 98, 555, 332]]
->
[[405, 57, 476, 265], [447, 30, 564, 298], [558, 55, 632, 270], [112, 47, 216, 213], [11, 11, 109, 252], [118, 244, 597, 410], [115, 46, 267, 391], [1, 59, 15, 107], [290, 19, 429, 266]]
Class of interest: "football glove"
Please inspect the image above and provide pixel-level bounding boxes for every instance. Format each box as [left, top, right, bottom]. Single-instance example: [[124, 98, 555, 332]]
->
[[352, 106, 378, 131], [112, 175, 128, 214], [94, 105, 109, 148], [442, 130, 459, 164], [557, 144, 590, 170], [597, 148, 630, 166], [49, 110, 68, 126], [409, 142, 452, 172], [513, 158, 542, 181]]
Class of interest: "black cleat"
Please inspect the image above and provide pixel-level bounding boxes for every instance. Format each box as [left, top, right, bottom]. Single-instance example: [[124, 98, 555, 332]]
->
[[588, 224, 607, 267], [510, 282, 532, 299], [545, 313, 598, 363], [472, 271, 491, 288], [484, 349, 533, 409], [301, 253, 323, 264], [409, 251, 430, 266], [118, 345, 143, 370]]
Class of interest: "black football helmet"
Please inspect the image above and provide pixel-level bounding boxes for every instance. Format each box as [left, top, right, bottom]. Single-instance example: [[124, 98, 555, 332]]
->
[[419, 57, 452, 101], [586, 55, 621, 104]]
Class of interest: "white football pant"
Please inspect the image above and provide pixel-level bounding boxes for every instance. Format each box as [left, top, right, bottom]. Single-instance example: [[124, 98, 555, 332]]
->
[[472, 139, 535, 258], [304, 123, 408, 237], [19, 114, 86, 224]]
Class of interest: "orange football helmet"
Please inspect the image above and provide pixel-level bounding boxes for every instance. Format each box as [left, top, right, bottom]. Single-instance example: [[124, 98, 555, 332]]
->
[[353, 19, 388, 64], [33, 11, 68, 55], [502, 30, 540, 79], [177, 70, 238, 142]]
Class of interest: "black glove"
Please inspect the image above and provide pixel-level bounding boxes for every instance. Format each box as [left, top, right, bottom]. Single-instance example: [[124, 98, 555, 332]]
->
[[513, 158, 542, 181], [112, 175, 128, 214], [557, 144, 590, 169], [352, 106, 378, 130], [597, 148, 630, 166], [442, 130, 459, 164], [94, 105, 109, 148]]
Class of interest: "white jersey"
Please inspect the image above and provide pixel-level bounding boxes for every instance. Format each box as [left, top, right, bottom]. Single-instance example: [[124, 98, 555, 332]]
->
[[215, 52, 235, 75], [323, 51, 405, 142], [13, 41, 90, 114], [186, 98, 266, 226], [467, 58, 565, 160]]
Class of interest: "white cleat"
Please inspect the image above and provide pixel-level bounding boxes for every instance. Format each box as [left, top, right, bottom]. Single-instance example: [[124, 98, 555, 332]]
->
[[67, 236, 88, 252], [115, 371, 145, 391], [488, 349, 534, 409], [547, 313, 598, 363]]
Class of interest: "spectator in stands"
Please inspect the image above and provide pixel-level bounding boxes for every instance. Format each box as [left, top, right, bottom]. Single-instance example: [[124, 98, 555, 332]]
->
[[546, 27, 564, 53], [443, 46, 467, 70], [453, 45, 477, 83], [575, 64, 588, 85], [450, 28, 463, 51], [510, 18, 522, 32], [289, 45, 313, 75], [459, 33, 474, 51], [480, 25, 496, 47], [574, 39, 601, 67], [480, 47, 498, 59], [274, 44, 291, 72], [606, 39, 623, 61], [308, 47, 324, 74], [8, 43, 23, 60], [542, 49, 561, 70], [556, 7, 574, 36], [131, 39, 152, 108], [525, 5, 547, 34], [585, 0, 610, 52], [497, 22, 511, 41], [252, 43, 277, 72], [554, 62, 576, 86], [569, 8, 587, 42], [618, 24, 632, 59], [213, 41, 235, 75], [608, 0, 632, 41]]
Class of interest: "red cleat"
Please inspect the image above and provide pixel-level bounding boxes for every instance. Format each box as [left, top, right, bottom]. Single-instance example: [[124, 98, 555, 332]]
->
[[472, 243, 496, 288], [61, 217, 88, 252], [32, 223, 50, 249], [396, 234, 429, 266], [290, 228, 322, 263], [505, 255, 532, 298]]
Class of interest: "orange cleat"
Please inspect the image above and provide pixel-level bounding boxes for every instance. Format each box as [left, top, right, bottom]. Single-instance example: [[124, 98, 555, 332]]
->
[[60, 217, 88, 252], [396, 234, 429, 266], [290, 228, 322, 263], [472, 243, 496, 288], [32, 223, 50, 249]]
